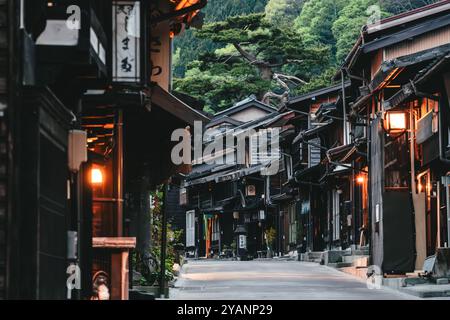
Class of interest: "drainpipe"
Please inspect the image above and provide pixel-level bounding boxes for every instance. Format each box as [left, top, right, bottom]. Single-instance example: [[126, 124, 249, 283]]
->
[[341, 70, 348, 145], [367, 112, 373, 266], [444, 177, 450, 248]]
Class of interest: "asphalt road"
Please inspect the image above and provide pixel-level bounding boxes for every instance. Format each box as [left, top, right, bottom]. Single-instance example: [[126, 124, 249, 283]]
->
[[170, 259, 418, 300]]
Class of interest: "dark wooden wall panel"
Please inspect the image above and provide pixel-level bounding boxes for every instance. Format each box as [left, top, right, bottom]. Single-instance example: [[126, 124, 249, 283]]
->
[[0, 0, 8, 300], [370, 117, 384, 270]]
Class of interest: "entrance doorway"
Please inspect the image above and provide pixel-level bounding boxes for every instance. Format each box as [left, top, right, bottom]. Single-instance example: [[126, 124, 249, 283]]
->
[[417, 170, 438, 256]]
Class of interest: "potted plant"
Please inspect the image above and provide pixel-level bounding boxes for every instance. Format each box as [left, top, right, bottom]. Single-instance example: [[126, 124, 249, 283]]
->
[[265, 227, 276, 258]]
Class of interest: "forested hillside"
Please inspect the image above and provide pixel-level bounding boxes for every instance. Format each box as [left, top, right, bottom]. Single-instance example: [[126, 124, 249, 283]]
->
[[173, 0, 269, 78], [173, 0, 437, 113]]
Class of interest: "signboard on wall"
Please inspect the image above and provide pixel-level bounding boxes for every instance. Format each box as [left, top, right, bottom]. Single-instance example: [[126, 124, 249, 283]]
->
[[112, 1, 141, 83], [150, 21, 171, 90], [186, 210, 195, 248], [239, 235, 247, 249]]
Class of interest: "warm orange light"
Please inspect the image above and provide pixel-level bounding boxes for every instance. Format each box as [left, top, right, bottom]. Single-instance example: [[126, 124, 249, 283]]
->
[[356, 175, 365, 184], [386, 112, 407, 131], [91, 168, 103, 185]]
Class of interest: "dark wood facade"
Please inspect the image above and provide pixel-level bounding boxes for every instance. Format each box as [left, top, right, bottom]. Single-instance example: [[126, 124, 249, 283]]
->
[[0, 0, 10, 300], [340, 1, 450, 273], [183, 99, 290, 258], [0, 0, 208, 300]]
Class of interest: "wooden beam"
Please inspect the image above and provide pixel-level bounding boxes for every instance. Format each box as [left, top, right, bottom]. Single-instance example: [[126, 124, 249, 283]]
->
[[92, 237, 136, 249]]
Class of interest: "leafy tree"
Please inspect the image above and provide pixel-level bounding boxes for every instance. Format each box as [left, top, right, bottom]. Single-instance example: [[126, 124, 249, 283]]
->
[[174, 58, 272, 113], [173, 0, 268, 77], [265, 0, 304, 29], [293, 67, 339, 95], [294, 0, 345, 50], [175, 13, 328, 110], [197, 14, 296, 80], [173, 0, 438, 113]]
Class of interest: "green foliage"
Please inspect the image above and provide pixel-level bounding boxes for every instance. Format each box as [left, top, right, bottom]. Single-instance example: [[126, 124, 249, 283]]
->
[[265, 0, 304, 28], [132, 185, 182, 286], [195, 13, 269, 44], [293, 67, 339, 95], [332, 0, 389, 63], [196, 13, 327, 67], [174, 13, 328, 112], [295, 0, 345, 50], [174, 59, 272, 113], [265, 227, 276, 250], [173, 0, 438, 113], [173, 0, 268, 78]]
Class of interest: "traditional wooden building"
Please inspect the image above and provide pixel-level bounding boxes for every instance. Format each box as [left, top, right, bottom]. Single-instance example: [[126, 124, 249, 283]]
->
[[0, 0, 208, 300], [285, 81, 368, 254], [182, 97, 293, 258], [338, 0, 450, 274]]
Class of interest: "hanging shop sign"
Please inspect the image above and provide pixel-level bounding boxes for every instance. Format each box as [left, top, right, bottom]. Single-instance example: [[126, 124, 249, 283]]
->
[[112, 1, 141, 83]]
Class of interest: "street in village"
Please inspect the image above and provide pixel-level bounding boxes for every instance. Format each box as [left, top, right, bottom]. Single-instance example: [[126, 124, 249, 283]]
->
[[2, 0, 450, 301], [170, 260, 418, 300]]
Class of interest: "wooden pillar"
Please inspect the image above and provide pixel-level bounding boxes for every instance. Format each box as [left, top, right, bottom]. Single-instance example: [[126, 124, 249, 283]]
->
[[110, 251, 129, 300], [93, 237, 135, 300]]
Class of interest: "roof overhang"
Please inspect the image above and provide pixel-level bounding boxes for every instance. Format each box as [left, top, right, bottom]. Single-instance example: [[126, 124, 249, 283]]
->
[[366, 1, 450, 35], [351, 44, 450, 113], [383, 53, 450, 110], [363, 13, 450, 54], [153, 0, 207, 25], [150, 84, 210, 125], [288, 82, 350, 107], [292, 120, 334, 145]]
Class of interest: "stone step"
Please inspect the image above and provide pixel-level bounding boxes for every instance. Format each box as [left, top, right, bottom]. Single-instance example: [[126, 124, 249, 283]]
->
[[300, 252, 323, 262], [308, 252, 323, 259], [328, 262, 353, 268], [351, 249, 369, 256], [342, 255, 369, 267], [340, 266, 369, 280]]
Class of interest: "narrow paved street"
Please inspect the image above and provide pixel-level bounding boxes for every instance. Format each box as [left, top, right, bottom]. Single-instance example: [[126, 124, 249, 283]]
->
[[170, 260, 417, 300]]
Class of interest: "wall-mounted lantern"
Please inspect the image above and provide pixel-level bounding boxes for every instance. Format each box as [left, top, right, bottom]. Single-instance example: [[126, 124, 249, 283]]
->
[[385, 111, 407, 132], [91, 167, 104, 185], [35, 1, 107, 78], [356, 175, 366, 185], [68, 130, 87, 173]]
